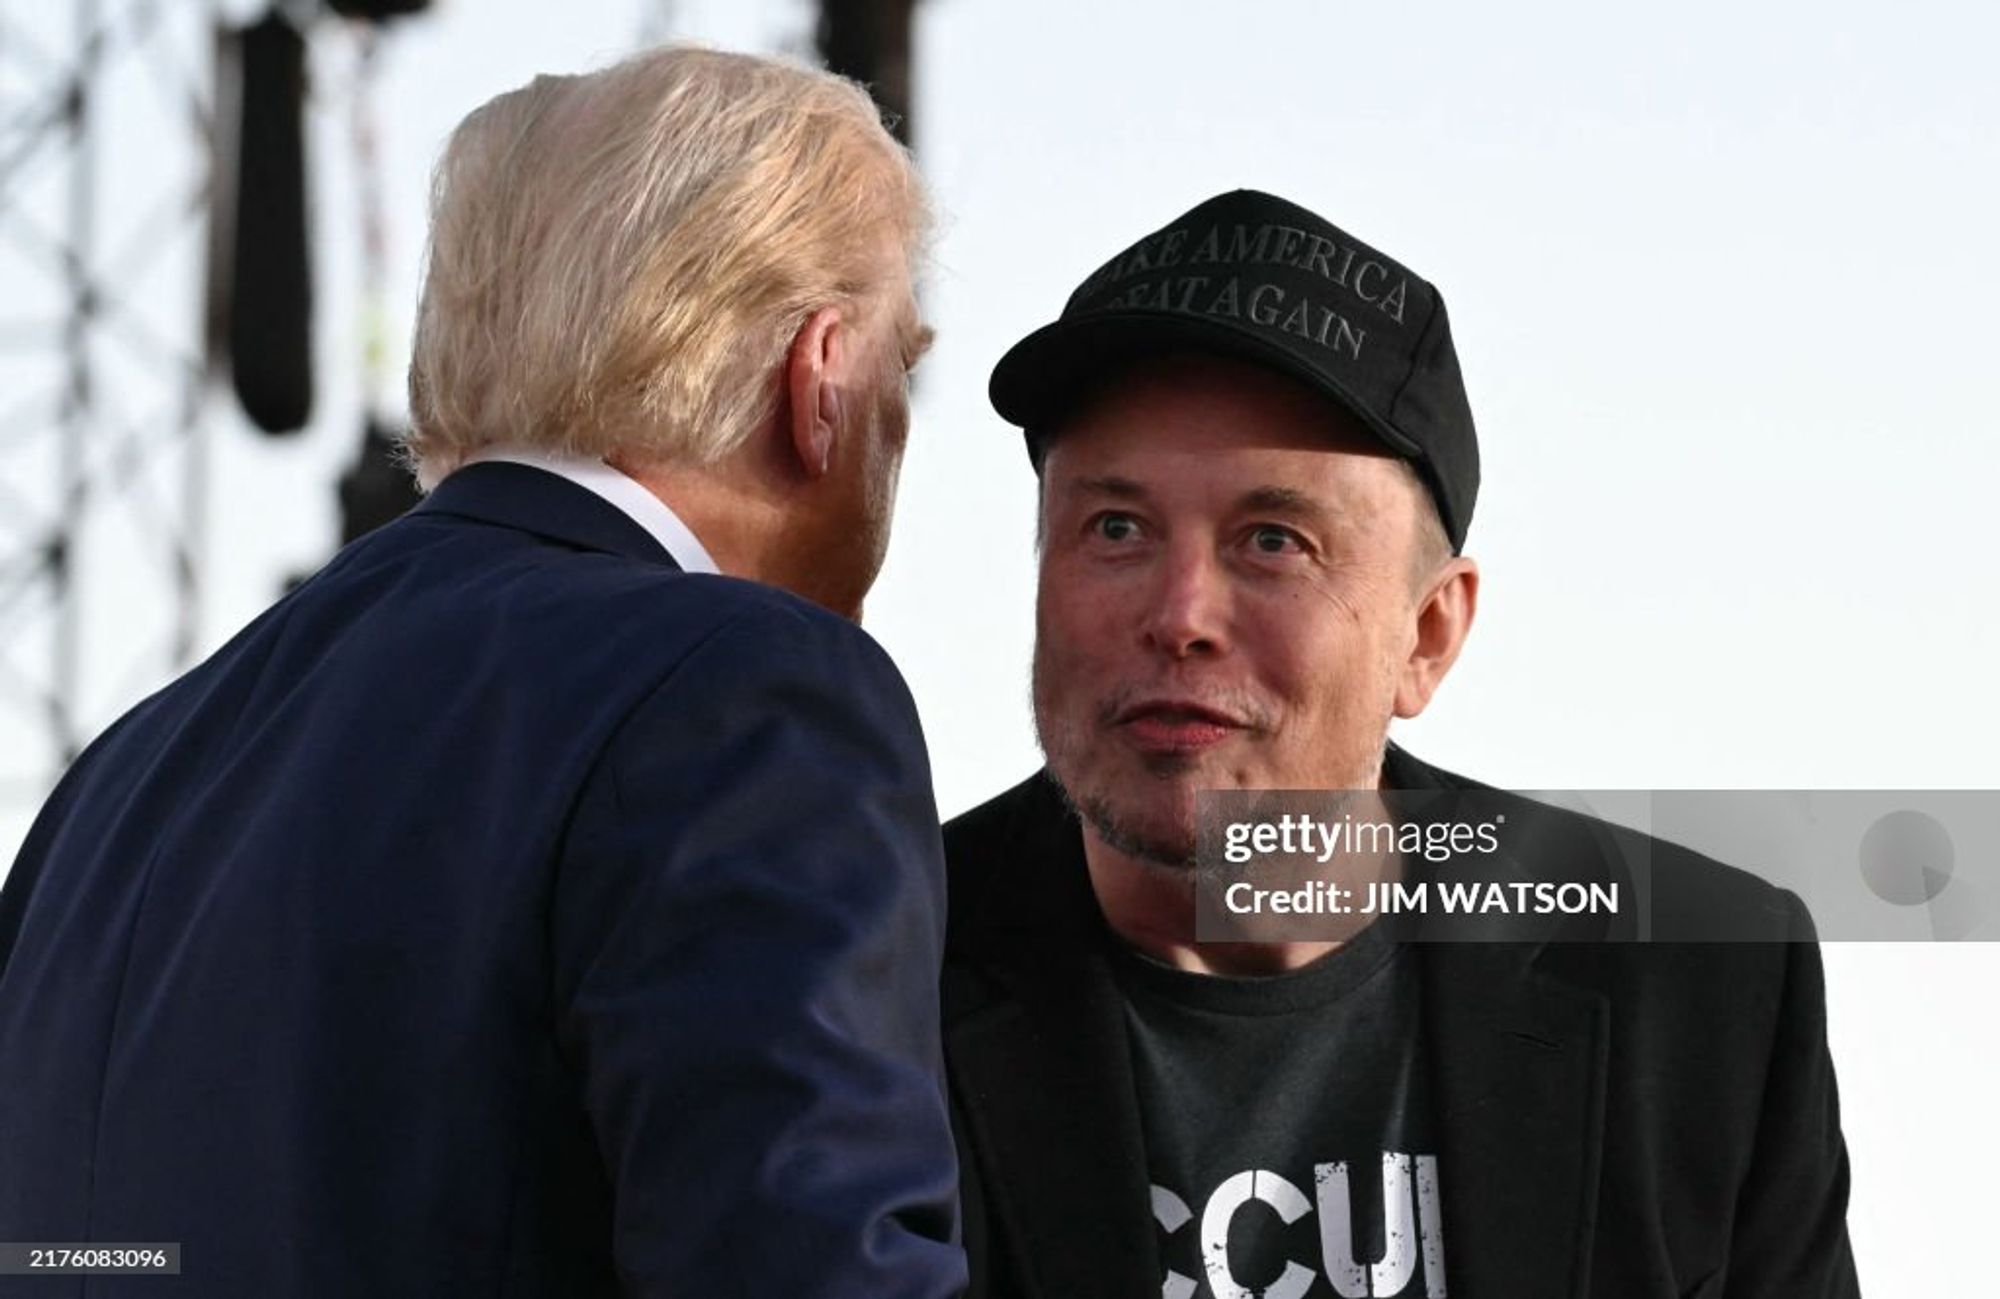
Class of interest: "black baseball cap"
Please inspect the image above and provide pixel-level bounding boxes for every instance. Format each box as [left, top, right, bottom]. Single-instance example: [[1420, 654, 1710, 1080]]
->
[[989, 188, 1480, 551]]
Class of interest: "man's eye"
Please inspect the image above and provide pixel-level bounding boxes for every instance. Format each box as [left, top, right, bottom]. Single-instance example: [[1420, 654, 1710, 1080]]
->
[[1248, 525, 1306, 555], [1091, 513, 1142, 543]]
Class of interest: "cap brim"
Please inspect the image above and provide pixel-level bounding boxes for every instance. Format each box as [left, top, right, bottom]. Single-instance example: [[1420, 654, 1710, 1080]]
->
[[988, 311, 1425, 461]]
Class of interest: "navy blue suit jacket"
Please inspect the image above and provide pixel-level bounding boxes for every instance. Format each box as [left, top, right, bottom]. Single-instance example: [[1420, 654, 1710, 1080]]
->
[[0, 463, 966, 1297]]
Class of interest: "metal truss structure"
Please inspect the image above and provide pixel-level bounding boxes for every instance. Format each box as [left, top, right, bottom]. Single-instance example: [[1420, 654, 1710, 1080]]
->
[[0, 0, 216, 834]]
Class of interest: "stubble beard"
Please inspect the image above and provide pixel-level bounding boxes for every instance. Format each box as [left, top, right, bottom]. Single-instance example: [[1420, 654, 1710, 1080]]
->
[[1031, 657, 1210, 873], [1072, 787, 1200, 873]]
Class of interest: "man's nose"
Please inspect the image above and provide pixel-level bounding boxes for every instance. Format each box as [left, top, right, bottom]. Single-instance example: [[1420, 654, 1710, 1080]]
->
[[1140, 541, 1229, 660]]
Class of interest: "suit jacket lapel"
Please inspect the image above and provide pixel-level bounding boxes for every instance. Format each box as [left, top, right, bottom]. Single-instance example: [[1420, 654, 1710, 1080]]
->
[[1422, 936, 1607, 1298], [1387, 742, 1608, 1298], [946, 776, 1160, 1298]]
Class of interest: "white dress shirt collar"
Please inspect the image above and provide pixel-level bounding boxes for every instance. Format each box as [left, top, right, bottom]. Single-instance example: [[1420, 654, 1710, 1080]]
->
[[460, 447, 719, 576]]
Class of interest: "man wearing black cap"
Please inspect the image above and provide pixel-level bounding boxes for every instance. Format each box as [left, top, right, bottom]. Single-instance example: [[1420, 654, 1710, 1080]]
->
[[942, 190, 1858, 1298]]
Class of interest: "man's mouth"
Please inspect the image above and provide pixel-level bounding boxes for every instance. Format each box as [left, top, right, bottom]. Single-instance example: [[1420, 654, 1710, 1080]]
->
[[1112, 699, 1248, 754]]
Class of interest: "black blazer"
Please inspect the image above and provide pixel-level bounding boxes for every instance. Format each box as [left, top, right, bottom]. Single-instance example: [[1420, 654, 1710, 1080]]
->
[[0, 463, 965, 1298], [942, 749, 1858, 1298]]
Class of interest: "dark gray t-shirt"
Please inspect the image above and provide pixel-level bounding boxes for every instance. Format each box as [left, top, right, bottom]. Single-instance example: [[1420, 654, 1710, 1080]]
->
[[1114, 923, 1446, 1299]]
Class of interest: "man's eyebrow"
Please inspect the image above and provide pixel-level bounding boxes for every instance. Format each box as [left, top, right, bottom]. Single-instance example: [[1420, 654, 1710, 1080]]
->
[[1237, 485, 1331, 519], [1063, 475, 1149, 501]]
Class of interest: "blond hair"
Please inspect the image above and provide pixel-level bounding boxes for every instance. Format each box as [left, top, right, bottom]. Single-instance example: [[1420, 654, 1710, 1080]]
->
[[404, 46, 928, 488]]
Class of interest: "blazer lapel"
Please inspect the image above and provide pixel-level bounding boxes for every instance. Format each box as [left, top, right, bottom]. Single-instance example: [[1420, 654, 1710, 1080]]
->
[[949, 968, 1159, 1296], [1423, 941, 1607, 1299], [946, 778, 1160, 1298], [1388, 744, 1609, 1298]]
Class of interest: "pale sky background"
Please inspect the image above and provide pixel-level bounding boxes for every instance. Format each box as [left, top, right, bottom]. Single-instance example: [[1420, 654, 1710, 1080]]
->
[[3, 0, 1997, 1288]]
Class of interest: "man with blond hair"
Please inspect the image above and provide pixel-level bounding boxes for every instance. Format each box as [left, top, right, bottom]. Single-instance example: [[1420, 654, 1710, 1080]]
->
[[0, 48, 962, 1298]]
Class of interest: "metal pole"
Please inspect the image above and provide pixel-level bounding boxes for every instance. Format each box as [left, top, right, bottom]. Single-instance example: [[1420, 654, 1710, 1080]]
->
[[176, 0, 214, 666], [53, 0, 100, 765]]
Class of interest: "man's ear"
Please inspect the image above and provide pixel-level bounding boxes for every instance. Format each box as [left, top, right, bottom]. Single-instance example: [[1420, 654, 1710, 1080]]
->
[[1394, 557, 1479, 719], [784, 304, 848, 480]]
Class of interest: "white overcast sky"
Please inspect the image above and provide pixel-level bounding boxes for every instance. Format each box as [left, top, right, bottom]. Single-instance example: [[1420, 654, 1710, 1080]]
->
[[3, 0, 1997, 1288]]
